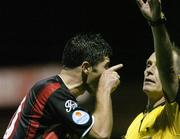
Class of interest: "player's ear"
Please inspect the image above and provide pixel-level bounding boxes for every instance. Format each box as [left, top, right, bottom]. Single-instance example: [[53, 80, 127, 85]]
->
[[81, 61, 91, 75]]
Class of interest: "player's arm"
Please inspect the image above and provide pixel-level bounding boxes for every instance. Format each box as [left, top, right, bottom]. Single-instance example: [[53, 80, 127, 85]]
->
[[136, 0, 179, 101], [88, 64, 123, 139]]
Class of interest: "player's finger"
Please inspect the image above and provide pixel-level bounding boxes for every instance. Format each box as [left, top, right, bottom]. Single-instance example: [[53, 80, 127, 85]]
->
[[109, 64, 123, 71], [136, 0, 144, 8]]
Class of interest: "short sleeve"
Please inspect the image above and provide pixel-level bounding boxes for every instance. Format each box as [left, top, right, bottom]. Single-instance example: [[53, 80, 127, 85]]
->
[[47, 89, 94, 138], [165, 102, 180, 135]]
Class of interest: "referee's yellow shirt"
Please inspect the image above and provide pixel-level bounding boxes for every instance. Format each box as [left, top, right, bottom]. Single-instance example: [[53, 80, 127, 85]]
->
[[125, 102, 180, 139]]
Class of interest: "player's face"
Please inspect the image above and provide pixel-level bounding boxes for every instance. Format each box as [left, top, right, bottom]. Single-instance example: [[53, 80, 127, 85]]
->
[[143, 53, 163, 99], [86, 56, 110, 94]]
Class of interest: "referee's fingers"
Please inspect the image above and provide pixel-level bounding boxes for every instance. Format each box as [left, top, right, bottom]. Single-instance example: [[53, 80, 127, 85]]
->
[[109, 64, 123, 71], [136, 0, 144, 8]]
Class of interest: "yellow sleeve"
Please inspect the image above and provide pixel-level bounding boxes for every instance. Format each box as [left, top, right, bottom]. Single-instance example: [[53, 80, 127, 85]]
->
[[166, 102, 180, 136]]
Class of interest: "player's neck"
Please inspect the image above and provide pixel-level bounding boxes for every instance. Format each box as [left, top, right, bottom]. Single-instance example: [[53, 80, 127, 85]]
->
[[58, 68, 85, 97]]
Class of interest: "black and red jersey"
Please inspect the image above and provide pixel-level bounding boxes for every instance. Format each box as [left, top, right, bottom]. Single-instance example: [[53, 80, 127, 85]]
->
[[3, 75, 94, 139]]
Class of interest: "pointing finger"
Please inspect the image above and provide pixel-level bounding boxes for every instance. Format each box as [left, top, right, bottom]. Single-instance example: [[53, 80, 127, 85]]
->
[[109, 64, 123, 71]]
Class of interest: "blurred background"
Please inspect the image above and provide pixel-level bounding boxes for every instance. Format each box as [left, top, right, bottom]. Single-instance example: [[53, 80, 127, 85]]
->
[[0, 0, 180, 138]]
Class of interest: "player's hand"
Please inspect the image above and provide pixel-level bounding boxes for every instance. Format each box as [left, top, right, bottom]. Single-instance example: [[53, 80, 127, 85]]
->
[[98, 64, 123, 94]]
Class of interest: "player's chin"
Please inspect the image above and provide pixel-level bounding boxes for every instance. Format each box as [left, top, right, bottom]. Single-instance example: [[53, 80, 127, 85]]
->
[[85, 84, 96, 96], [86, 90, 96, 96]]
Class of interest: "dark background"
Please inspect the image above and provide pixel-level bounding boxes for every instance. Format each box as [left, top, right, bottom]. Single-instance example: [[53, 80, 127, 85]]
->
[[0, 0, 180, 138]]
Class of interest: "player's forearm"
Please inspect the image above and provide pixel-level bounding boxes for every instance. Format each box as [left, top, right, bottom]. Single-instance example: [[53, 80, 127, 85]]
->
[[90, 91, 113, 139], [151, 25, 178, 100]]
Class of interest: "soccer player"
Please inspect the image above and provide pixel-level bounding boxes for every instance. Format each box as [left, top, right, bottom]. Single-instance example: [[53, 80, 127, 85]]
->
[[3, 33, 123, 139]]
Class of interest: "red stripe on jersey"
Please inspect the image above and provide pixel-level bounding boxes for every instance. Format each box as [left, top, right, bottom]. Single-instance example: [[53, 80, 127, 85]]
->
[[43, 131, 59, 139], [4, 96, 27, 139], [26, 82, 60, 139]]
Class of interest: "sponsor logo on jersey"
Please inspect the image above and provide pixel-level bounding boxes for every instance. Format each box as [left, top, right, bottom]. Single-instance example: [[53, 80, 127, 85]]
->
[[72, 110, 90, 125], [65, 100, 78, 112]]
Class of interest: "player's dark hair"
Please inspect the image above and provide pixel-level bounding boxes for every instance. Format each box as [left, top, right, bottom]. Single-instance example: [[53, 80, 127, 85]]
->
[[61, 33, 112, 68]]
